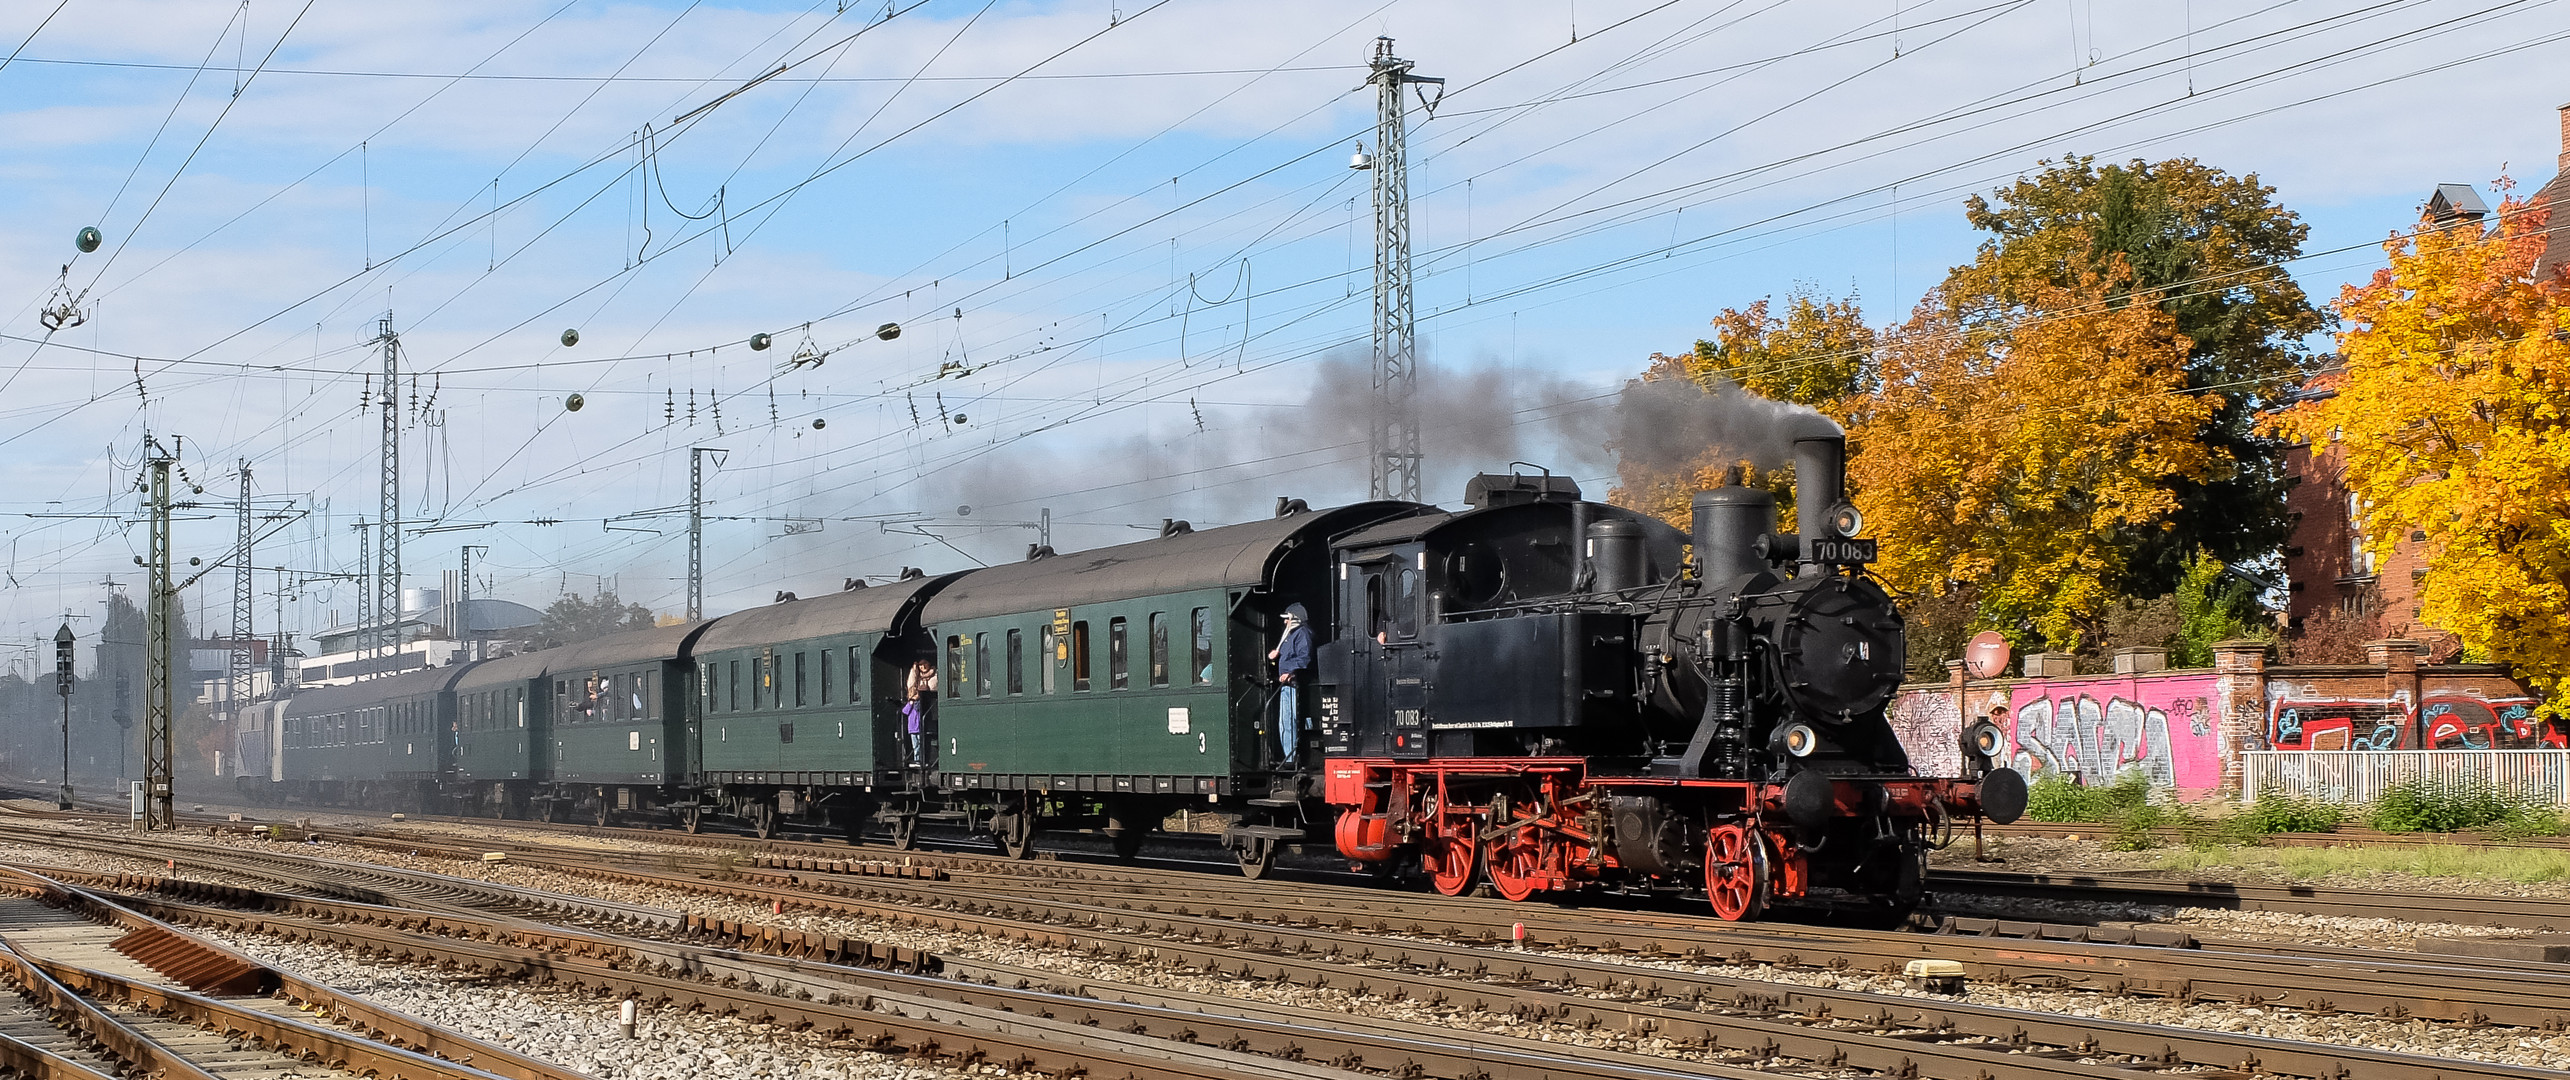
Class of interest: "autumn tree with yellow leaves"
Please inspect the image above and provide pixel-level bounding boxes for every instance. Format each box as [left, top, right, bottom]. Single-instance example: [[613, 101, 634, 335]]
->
[[1849, 262, 2219, 651], [2269, 197, 2570, 710]]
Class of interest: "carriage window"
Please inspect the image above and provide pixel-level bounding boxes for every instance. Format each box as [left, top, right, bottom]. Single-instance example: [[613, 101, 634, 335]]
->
[[1006, 629, 1024, 695], [610, 675, 627, 721], [1390, 564, 1421, 640], [1364, 570, 1387, 642], [947, 636, 965, 698], [794, 651, 808, 707], [704, 663, 719, 713], [729, 660, 741, 712], [849, 647, 862, 705], [1039, 627, 1058, 694], [1148, 613, 1170, 688], [1109, 617, 1129, 690], [1191, 608, 1212, 685], [820, 647, 833, 705], [1072, 622, 1091, 692], [976, 633, 992, 697], [752, 656, 767, 710]]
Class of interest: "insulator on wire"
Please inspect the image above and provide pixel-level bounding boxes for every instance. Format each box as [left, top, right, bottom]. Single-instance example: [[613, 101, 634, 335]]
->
[[687, 388, 697, 427], [666, 389, 676, 425], [360, 373, 371, 413]]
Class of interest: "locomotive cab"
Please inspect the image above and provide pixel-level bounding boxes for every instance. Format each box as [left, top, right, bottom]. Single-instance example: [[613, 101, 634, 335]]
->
[[1318, 472, 1686, 764]]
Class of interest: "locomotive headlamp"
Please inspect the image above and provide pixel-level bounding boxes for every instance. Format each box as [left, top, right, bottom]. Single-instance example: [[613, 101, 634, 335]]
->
[[1966, 721, 2005, 757], [1781, 722, 1818, 757], [1826, 502, 1864, 538]]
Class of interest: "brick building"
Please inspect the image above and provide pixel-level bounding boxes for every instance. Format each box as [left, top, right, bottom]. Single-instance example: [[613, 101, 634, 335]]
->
[[2279, 102, 2570, 642]]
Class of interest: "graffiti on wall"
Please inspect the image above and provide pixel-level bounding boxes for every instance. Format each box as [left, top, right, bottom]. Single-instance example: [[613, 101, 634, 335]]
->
[[2423, 696, 2556, 748], [1889, 675, 2225, 795], [1993, 681, 2219, 791], [2267, 693, 2562, 751], [2270, 699, 2408, 750], [1888, 692, 1961, 777]]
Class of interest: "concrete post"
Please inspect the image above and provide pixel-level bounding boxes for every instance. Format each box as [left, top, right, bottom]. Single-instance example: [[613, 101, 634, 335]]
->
[[2211, 640, 2273, 797]]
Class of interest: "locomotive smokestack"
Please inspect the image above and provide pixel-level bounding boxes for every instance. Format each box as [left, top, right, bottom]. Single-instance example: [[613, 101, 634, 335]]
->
[[1794, 431, 1846, 575]]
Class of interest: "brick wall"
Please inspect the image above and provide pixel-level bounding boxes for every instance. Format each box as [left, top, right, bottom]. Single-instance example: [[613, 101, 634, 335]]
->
[[1890, 640, 2555, 799]]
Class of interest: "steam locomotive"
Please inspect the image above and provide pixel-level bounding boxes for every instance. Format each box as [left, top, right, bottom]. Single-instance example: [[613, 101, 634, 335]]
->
[[262, 431, 2025, 921]]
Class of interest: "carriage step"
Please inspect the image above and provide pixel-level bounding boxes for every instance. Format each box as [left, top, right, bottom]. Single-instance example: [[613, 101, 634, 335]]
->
[[1244, 798, 1300, 809]]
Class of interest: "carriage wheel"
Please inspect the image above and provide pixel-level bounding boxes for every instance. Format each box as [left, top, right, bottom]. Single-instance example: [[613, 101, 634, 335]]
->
[[1235, 836, 1276, 880], [1424, 820, 1479, 897], [1704, 823, 1772, 922], [751, 800, 778, 840], [993, 797, 1038, 859], [1485, 826, 1546, 903], [594, 790, 612, 828], [681, 803, 704, 834], [888, 813, 919, 851]]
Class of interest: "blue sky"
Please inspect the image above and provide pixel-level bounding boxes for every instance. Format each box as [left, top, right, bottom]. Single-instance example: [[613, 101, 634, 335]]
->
[[1, 0, 2564, 658]]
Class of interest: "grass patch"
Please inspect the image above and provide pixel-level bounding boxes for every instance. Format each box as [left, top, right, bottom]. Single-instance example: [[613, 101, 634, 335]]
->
[[2149, 842, 2570, 884]]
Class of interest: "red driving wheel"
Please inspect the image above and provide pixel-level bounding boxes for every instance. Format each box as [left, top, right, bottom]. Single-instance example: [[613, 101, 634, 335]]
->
[[1424, 815, 1479, 897], [1485, 826, 1546, 902], [1704, 823, 1772, 922]]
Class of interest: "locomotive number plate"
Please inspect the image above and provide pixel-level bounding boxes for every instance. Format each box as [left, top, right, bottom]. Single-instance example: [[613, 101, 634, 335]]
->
[[1811, 538, 1877, 564]]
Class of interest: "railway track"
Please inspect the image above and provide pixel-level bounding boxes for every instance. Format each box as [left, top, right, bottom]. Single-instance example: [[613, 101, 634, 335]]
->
[[0, 863, 582, 1080], [7, 819, 2567, 1080], [1981, 818, 2570, 849]]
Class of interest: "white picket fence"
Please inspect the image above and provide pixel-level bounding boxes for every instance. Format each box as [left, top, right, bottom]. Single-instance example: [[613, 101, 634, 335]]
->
[[2242, 749, 2570, 806]]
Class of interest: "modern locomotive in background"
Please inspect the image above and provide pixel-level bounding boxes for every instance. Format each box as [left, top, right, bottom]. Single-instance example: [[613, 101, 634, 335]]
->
[[259, 432, 2026, 921]]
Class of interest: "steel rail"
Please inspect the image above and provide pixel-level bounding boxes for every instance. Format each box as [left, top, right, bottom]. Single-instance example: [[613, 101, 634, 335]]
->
[[0, 863, 590, 1080], [1933, 867, 2570, 930], [27, 823, 2570, 1037], [35, 838, 2565, 1080], [1980, 819, 2570, 850], [77, 867, 2303, 1080], [0, 939, 221, 1080]]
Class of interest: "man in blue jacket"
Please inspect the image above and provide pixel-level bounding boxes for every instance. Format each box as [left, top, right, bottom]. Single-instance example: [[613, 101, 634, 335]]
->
[[1268, 603, 1313, 765]]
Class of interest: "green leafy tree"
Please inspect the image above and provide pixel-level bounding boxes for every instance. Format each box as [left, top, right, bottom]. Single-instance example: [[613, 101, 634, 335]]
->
[[531, 591, 657, 649], [2168, 552, 2271, 667], [1952, 156, 2323, 595]]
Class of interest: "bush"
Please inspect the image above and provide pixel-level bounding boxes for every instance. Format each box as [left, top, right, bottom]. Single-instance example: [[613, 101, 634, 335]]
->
[[2484, 807, 2570, 842], [2369, 779, 2517, 833], [2022, 771, 2154, 823], [2238, 795, 2348, 834]]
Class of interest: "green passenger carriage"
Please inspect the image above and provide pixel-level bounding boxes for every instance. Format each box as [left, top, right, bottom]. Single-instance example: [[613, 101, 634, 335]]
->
[[917, 504, 1421, 861], [688, 572, 955, 839], [278, 664, 471, 811], [539, 620, 709, 825]]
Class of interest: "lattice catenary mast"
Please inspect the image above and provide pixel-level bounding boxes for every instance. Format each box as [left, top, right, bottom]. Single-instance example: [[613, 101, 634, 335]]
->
[[229, 460, 253, 776], [1361, 38, 1440, 503], [373, 316, 402, 668]]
